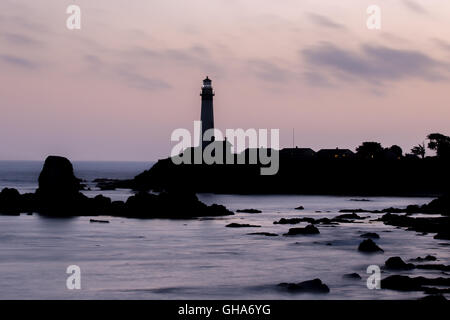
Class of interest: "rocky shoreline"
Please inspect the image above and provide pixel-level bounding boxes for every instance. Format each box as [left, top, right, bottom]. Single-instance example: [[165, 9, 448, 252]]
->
[[0, 156, 233, 219]]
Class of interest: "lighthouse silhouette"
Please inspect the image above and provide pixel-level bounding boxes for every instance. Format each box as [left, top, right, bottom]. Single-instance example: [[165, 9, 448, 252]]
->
[[200, 76, 215, 150]]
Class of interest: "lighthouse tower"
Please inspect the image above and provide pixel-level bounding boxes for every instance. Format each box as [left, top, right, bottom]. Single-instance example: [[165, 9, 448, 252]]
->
[[200, 76, 215, 149]]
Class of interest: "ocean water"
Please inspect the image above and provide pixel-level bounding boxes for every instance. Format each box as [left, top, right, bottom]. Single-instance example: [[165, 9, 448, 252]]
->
[[0, 161, 449, 300]]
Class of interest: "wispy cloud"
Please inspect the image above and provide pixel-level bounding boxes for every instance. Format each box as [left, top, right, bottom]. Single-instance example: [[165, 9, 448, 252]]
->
[[0, 54, 37, 69], [2, 32, 42, 46], [403, 0, 428, 15], [116, 69, 171, 90], [433, 38, 450, 52], [246, 59, 292, 83], [126, 45, 221, 74], [307, 13, 346, 30], [81, 54, 170, 91], [301, 42, 447, 86]]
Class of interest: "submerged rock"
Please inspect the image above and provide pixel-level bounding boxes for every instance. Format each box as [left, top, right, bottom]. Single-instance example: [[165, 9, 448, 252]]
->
[[278, 279, 330, 294], [420, 294, 448, 301], [274, 217, 313, 225], [335, 213, 365, 220], [416, 264, 450, 272], [434, 232, 450, 240], [358, 239, 384, 253], [247, 232, 278, 237], [360, 232, 380, 239], [343, 273, 362, 280], [236, 209, 262, 214], [384, 257, 415, 270], [89, 219, 110, 224], [381, 275, 450, 292], [226, 223, 261, 228], [283, 224, 319, 236], [410, 255, 437, 262]]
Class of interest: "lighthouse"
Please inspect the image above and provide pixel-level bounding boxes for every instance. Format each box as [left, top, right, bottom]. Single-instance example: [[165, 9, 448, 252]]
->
[[200, 76, 215, 149]]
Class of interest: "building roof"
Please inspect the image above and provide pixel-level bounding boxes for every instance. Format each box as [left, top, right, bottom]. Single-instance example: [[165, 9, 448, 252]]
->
[[317, 148, 354, 158]]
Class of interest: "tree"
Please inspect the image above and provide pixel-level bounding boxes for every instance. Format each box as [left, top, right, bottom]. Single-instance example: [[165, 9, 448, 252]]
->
[[388, 145, 403, 159], [427, 133, 450, 159], [411, 143, 426, 159], [356, 142, 384, 159]]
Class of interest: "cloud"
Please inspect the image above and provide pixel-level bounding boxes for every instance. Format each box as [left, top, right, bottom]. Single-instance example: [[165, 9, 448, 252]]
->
[[433, 38, 450, 52], [0, 54, 37, 69], [246, 59, 292, 83], [81, 54, 170, 91], [2, 32, 41, 46], [307, 13, 346, 30], [403, 0, 428, 14], [301, 42, 446, 86], [116, 69, 171, 90], [303, 71, 333, 87], [126, 45, 221, 74]]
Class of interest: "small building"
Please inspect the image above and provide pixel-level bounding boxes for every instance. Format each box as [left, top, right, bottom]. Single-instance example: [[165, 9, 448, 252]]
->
[[280, 147, 316, 160], [238, 148, 277, 164], [317, 148, 354, 160]]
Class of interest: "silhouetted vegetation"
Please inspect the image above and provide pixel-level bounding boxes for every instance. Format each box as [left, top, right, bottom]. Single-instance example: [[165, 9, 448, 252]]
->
[[356, 142, 384, 159], [411, 143, 426, 159], [428, 133, 450, 159]]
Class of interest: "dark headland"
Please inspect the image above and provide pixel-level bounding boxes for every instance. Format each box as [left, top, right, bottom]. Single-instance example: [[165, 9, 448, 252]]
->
[[104, 133, 450, 197]]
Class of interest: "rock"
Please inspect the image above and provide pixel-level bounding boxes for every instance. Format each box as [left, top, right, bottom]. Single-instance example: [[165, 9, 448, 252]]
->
[[423, 288, 450, 295], [358, 239, 383, 253], [382, 275, 423, 291], [381, 275, 450, 292], [278, 279, 330, 294], [34, 156, 88, 215], [226, 223, 261, 228], [274, 217, 313, 225], [420, 294, 448, 301], [123, 191, 234, 219], [343, 273, 362, 280], [360, 232, 380, 239], [236, 209, 262, 214], [434, 232, 450, 240], [0, 188, 22, 215], [295, 206, 304, 210], [0, 189, 38, 215], [90, 219, 110, 223], [416, 264, 450, 272], [410, 255, 437, 262], [385, 257, 414, 270], [37, 156, 82, 197], [247, 232, 278, 237], [378, 213, 450, 238], [283, 224, 319, 236], [349, 199, 371, 202], [339, 209, 374, 213], [335, 213, 365, 220]]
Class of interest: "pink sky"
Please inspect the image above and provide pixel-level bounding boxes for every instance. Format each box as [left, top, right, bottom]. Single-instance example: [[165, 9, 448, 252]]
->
[[0, 0, 449, 160]]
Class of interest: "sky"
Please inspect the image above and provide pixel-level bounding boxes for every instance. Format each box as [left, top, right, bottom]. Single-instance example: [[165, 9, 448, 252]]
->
[[0, 0, 449, 161]]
